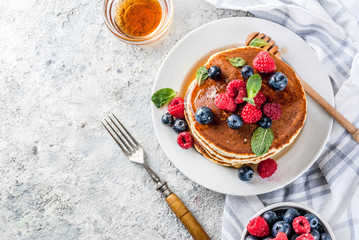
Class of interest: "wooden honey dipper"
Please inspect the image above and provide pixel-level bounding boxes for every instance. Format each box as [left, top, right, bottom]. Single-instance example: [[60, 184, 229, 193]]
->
[[246, 32, 359, 143]]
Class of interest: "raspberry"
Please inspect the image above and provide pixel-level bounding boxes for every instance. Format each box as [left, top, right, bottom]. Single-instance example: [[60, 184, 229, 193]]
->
[[263, 102, 282, 120], [214, 93, 237, 112], [235, 89, 247, 104], [257, 158, 277, 178], [241, 103, 262, 123], [168, 97, 185, 119], [177, 132, 193, 149], [226, 79, 246, 96], [226, 79, 247, 104], [254, 91, 267, 108], [272, 232, 288, 240], [247, 216, 270, 237], [295, 233, 315, 240], [253, 51, 276, 73], [293, 216, 311, 235]]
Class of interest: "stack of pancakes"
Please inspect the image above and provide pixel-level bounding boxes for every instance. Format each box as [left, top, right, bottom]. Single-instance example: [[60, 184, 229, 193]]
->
[[184, 47, 307, 168]]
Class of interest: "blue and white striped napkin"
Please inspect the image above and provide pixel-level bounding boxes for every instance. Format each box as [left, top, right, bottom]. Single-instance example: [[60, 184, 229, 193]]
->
[[204, 0, 359, 239]]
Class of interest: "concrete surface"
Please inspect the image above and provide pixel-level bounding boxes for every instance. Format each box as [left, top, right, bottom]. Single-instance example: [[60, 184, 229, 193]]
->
[[0, 0, 248, 239]]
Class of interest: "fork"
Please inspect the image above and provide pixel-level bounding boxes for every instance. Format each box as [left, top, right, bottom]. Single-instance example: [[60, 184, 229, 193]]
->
[[246, 32, 359, 143], [102, 114, 210, 240]]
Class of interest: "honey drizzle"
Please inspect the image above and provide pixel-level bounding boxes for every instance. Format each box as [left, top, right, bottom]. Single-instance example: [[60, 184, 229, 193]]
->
[[114, 0, 162, 37]]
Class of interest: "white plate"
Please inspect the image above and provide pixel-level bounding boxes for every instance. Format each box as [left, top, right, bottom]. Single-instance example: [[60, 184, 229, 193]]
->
[[151, 17, 333, 196]]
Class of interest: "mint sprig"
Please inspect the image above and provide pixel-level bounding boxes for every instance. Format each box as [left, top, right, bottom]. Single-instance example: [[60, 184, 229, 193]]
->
[[243, 74, 262, 106], [249, 38, 268, 48], [226, 57, 246, 67], [251, 127, 274, 156], [196, 66, 209, 85], [151, 88, 177, 108]]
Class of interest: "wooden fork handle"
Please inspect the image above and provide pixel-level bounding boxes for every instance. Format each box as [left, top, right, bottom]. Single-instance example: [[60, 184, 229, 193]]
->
[[166, 193, 210, 240], [300, 78, 359, 143]]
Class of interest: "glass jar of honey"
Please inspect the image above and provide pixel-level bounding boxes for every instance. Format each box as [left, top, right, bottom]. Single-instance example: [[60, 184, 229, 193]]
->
[[103, 0, 173, 44]]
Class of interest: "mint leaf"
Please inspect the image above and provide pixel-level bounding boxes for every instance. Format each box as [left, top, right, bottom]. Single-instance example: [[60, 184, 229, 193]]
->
[[251, 127, 274, 156], [196, 66, 209, 85], [249, 38, 268, 48], [246, 74, 262, 99], [151, 88, 177, 108], [243, 97, 255, 106], [226, 57, 246, 67]]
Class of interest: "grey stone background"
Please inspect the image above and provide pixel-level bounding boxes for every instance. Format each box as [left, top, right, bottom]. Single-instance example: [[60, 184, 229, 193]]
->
[[0, 0, 248, 239]]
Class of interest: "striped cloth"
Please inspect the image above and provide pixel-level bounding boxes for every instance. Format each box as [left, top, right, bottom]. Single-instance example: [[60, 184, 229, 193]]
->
[[204, 0, 359, 239]]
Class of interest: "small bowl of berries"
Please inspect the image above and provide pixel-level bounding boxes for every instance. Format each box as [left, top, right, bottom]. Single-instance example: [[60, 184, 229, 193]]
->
[[241, 202, 335, 240]]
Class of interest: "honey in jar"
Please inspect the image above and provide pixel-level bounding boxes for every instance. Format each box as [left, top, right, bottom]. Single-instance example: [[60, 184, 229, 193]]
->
[[114, 0, 162, 37]]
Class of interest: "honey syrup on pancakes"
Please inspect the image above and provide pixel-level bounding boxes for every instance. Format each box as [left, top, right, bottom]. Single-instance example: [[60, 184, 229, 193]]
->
[[114, 0, 162, 37]]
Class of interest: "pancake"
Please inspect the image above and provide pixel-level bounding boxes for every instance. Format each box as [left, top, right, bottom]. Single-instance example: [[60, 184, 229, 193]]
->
[[184, 46, 307, 167]]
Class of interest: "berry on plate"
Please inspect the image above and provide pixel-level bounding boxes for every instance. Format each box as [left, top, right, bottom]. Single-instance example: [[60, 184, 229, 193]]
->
[[304, 214, 319, 228], [226, 79, 247, 104], [238, 165, 254, 181], [262, 210, 279, 226], [168, 97, 185, 118], [292, 216, 311, 235], [272, 232, 288, 240], [247, 216, 270, 237], [176, 132, 193, 149], [258, 117, 272, 129], [310, 229, 320, 240], [253, 91, 267, 108], [275, 210, 286, 221], [257, 158, 277, 178], [195, 107, 214, 125], [295, 233, 315, 240], [253, 51, 276, 73], [208, 65, 221, 80], [214, 93, 237, 112], [161, 113, 175, 126], [269, 72, 288, 91], [283, 208, 300, 224], [172, 119, 188, 133], [272, 221, 292, 237], [226, 79, 246, 98], [241, 103, 262, 123], [263, 102, 282, 120], [227, 114, 243, 129], [241, 65, 254, 79], [314, 224, 324, 234]]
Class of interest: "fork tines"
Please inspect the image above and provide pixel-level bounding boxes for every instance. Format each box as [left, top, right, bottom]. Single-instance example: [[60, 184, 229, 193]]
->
[[246, 32, 281, 59], [102, 114, 139, 156]]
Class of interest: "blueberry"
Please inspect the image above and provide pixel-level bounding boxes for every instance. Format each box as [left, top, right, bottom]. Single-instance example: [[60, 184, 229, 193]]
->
[[195, 107, 214, 125], [315, 224, 324, 234], [275, 209, 286, 220], [161, 113, 174, 126], [208, 65, 221, 80], [262, 237, 273, 240], [172, 119, 188, 133], [304, 213, 319, 228], [262, 211, 279, 226], [258, 117, 272, 129], [321, 233, 332, 240], [269, 72, 288, 91], [238, 165, 254, 181], [272, 221, 292, 237], [241, 65, 254, 79], [298, 209, 307, 216], [290, 233, 299, 240], [311, 229, 320, 240], [283, 208, 299, 223], [244, 236, 258, 240], [227, 114, 243, 129]]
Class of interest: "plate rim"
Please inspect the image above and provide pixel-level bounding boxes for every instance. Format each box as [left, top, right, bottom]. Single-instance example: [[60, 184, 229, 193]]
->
[[151, 17, 334, 196]]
